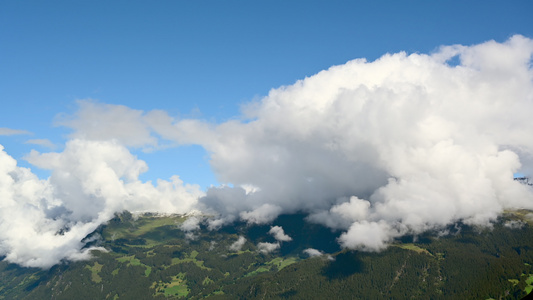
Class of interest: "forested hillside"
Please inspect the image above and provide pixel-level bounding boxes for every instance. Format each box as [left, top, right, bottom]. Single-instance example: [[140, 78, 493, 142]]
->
[[1, 211, 533, 299]]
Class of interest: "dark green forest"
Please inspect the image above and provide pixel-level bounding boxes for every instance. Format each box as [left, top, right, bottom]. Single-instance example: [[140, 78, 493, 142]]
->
[[1, 210, 533, 299]]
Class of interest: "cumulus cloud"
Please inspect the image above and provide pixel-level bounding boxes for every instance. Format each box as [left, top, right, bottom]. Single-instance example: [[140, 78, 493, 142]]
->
[[338, 221, 398, 252], [181, 35, 533, 251], [0, 141, 203, 268], [268, 226, 292, 242], [257, 242, 280, 254], [307, 196, 371, 230], [228, 236, 247, 252], [25, 139, 202, 219], [0, 144, 96, 268]]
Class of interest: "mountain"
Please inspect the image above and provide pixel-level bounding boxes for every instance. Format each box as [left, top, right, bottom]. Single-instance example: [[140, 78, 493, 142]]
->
[[1, 211, 533, 299]]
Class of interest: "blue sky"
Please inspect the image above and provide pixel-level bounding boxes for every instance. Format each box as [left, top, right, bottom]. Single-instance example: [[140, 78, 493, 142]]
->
[[1, 1, 532, 189]]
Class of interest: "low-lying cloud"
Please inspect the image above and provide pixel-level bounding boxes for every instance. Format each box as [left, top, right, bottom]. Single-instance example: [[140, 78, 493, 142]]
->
[[1, 35, 533, 268], [257, 242, 280, 254], [0, 141, 203, 268], [228, 236, 247, 252], [268, 226, 292, 242]]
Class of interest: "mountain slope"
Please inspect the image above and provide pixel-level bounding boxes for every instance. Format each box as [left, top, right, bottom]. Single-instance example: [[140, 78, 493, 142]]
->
[[1, 211, 533, 299]]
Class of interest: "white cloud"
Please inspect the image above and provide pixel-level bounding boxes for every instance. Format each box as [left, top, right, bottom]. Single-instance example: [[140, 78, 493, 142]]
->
[[179, 35, 533, 251], [228, 236, 246, 252], [0, 144, 99, 268], [303, 248, 323, 257], [526, 213, 533, 222], [0, 127, 30, 136], [0, 140, 203, 268], [307, 196, 371, 230], [257, 242, 280, 254], [268, 226, 292, 242], [26, 139, 203, 218], [240, 204, 283, 225], [504, 220, 524, 229], [338, 221, 398, 252], [56, 100, 159, 149], [181, 216, 201, 232]]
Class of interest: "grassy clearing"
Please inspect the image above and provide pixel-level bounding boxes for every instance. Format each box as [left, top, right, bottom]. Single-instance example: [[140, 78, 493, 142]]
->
[[170, 257, 210, 270], [508, 279, 519, 286], [244, 266, 271, 277], [132, 216, 185, 236], [202, 277, 214, 285], [266, 257, 299, 270], [16, 273, 40, 288], [116, 255, 141, 266], [526, 275, 533, 285], [125, 239, 162, 248], [164, 284, 189, 297], [394, 243, 433, 256], [105, 215, 185, 241], [503, 209, 533, 225], [241, 257, 298, 278], [519, 274, 533, 295], [152, 273, 189, 298], [144, 266, 152, 277], [85, 262, 103, 283], [169, 251, 211, 270], [116, 255, 151, 277], [526, 285, 533, 295]]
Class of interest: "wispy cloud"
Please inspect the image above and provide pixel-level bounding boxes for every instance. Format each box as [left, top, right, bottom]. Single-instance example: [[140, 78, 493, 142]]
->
[[55, 100, 159, 149], [25, 139, 56, 149], [0, 127, 31, 136]]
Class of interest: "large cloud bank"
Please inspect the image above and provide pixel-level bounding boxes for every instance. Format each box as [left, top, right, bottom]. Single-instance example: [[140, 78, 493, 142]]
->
[[192, 36, 533, 247], [191, 35, 533, 248], [1, 35, 533, 268]]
